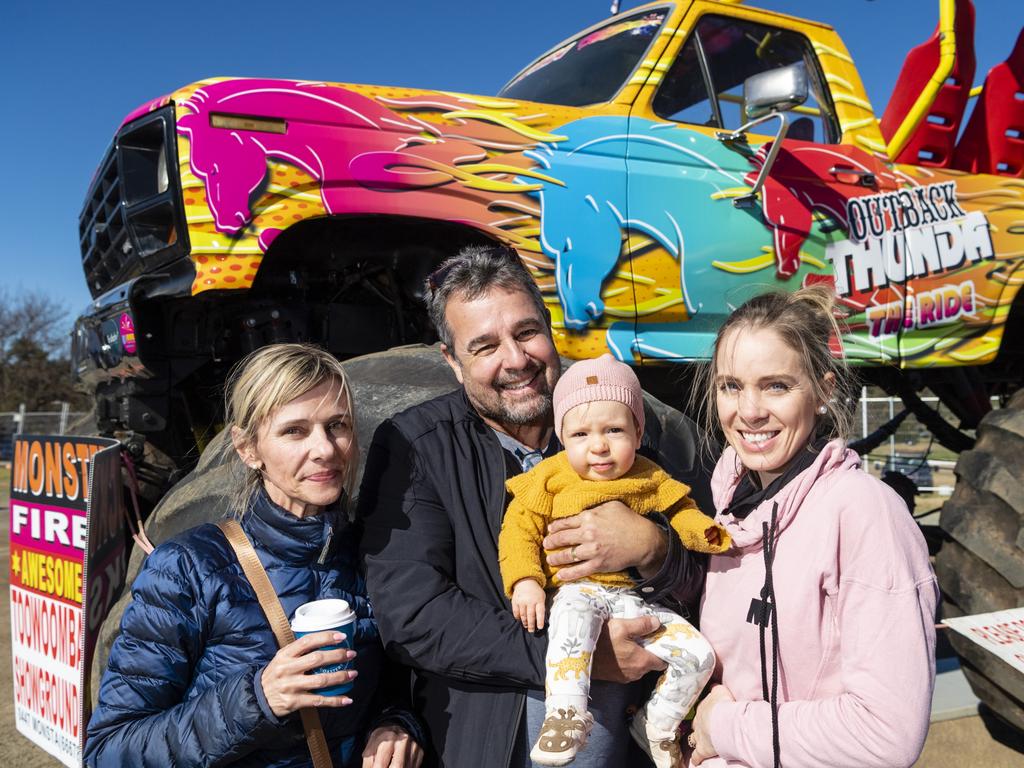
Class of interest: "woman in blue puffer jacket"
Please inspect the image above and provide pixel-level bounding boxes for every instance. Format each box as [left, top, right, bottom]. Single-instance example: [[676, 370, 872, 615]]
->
[[86, 344, 423, 768]]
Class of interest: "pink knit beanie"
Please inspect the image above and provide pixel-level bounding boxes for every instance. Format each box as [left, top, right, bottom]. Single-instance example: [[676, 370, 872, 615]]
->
[[553, 354, 645, 439]]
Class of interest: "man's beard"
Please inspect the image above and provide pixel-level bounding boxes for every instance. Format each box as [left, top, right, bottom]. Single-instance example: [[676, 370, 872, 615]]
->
[[473, 363, 554, 426], [476, 390, 554, 426]]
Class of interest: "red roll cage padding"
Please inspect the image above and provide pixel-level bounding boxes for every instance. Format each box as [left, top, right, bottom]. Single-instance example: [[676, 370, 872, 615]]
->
[[953, 28, 1024, 177], [880, 0, 976, 168]]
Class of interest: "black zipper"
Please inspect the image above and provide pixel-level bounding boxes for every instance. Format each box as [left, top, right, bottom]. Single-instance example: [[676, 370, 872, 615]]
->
[[318, 520, 333, 565]]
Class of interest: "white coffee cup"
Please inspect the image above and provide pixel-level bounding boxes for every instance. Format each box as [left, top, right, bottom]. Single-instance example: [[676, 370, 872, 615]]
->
[[291, 598, 356, 695]]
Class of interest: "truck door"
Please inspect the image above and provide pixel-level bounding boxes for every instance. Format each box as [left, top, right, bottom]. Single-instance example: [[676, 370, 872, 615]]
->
[[617, 6, 903, 364], [499, 7, 680, 363]]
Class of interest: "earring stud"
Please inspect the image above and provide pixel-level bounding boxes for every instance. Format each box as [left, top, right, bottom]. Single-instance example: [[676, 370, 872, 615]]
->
[[816, 404, 828, 415]]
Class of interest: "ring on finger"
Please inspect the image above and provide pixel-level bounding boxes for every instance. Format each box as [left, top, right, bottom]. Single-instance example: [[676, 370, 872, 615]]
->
[[687, 732, 697, 749], [570, 545, 580, 562]]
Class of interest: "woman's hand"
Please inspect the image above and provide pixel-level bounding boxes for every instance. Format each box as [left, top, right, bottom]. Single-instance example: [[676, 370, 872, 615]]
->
[[690, 684, 735, 765], [511, 579, 547, 632], [362, 725, 423, 768], [260, 630, 357, 717], [543, 501, 668, 580]]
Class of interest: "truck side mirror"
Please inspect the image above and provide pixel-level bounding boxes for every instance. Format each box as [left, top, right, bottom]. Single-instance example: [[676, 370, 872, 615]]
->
[[743, 62, 809, 120], [715, 62, 810, 208]]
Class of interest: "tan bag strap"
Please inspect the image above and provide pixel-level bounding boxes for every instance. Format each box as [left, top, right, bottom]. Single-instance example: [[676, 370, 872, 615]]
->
[[218, 520, 334, 768]]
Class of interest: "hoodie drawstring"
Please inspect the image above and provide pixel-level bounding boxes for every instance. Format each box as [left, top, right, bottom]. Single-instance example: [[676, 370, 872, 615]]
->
[[759, 501, 781, 768]]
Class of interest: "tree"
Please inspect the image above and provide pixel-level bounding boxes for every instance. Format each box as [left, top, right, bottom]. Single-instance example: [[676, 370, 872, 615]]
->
[[0, 289, 87, 411]]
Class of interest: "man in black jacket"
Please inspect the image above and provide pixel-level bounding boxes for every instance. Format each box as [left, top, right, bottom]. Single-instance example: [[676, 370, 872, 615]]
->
[[359, 246, 708, 768]]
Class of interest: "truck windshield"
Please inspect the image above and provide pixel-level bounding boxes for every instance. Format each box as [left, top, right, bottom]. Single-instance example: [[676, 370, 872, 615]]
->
[[499, 8, 670, 107]]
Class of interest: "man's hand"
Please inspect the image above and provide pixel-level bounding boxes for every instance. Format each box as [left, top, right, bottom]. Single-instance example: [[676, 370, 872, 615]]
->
[[511, 579, 547, 632], [690, 683, 735, 765], [591, 616, 667, 683], [543, 501, 668, 580]]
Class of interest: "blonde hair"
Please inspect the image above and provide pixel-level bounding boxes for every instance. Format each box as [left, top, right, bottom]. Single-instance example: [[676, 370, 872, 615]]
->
[[694, 285, 856, 455], [224, 343, 358, 517]]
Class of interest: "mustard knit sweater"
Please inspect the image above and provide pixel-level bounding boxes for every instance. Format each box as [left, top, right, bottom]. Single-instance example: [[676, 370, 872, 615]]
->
[[498, 452, 731, 597]]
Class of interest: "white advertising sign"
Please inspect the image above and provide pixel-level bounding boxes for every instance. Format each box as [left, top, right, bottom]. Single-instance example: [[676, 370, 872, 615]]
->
[[944, 607, 1024, 675], [9, 436, 124, 766]]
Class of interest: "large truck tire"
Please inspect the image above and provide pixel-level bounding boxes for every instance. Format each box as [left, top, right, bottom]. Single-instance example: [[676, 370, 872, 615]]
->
[[936, 388, 1024, 731], [88, 342, 714, 706]]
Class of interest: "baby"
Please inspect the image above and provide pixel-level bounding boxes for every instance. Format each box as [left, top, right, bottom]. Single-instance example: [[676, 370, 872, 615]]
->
[[498, 355, 730, 767]]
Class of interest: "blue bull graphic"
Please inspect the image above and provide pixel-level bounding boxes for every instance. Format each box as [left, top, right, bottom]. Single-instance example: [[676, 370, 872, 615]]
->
[[522, 117, 831, 360]]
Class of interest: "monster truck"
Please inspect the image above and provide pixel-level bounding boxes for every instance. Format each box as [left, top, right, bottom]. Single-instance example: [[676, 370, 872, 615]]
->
[[74, 0, 1023, 727]]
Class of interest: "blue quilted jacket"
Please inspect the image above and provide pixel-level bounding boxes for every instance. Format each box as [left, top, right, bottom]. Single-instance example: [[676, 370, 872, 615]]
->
[[85, 489, 418, 767]]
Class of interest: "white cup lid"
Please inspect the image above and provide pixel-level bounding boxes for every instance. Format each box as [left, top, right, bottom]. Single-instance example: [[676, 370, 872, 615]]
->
[[291, 598, 355, 633]]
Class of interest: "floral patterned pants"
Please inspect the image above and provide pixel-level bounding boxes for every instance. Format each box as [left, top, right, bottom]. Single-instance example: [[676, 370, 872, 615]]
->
[[545, 580, 715, 732]]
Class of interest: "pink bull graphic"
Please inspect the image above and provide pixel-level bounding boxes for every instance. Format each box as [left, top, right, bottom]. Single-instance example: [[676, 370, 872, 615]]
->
[[176, 79, 554, 253]]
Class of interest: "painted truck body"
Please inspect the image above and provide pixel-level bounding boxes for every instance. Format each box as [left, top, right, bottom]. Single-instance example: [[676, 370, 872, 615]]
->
[[73, 0, 1021, 448]]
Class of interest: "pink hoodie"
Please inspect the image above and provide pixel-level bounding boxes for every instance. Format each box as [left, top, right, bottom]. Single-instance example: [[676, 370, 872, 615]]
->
[[692, 440, 938, 768]]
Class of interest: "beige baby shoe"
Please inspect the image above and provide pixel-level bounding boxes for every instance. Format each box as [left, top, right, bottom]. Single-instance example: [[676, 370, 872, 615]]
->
[[529, 706, 595, 766], [629, 707, 683, 768]]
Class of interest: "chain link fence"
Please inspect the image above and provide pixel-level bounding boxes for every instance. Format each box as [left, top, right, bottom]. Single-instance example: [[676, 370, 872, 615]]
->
[[855, 387, 996, 500], [0, 404, 87, 461]]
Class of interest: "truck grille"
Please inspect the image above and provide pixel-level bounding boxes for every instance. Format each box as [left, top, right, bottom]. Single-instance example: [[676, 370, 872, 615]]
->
[[79, 105, 188, 298], [80, 143, 132, 296]]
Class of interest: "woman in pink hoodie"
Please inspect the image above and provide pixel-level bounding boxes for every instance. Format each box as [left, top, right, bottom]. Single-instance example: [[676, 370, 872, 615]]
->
[[687, 287, 938, 768]]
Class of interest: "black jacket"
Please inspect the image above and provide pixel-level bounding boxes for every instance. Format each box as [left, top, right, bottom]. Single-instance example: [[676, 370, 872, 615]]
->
[[358, 388, 709, 768]]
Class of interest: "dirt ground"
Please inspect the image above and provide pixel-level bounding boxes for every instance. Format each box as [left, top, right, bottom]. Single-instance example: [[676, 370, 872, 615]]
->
[[917, 714, 1024, 767], [1, 463, 1022, 767]]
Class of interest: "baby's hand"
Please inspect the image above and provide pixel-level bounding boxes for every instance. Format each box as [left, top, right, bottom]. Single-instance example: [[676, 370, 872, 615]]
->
[[511, 579, 547, 632]]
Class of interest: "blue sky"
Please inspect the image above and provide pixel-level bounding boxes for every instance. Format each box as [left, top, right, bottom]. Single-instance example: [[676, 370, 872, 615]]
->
[[3, 0, 1020, 324]]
